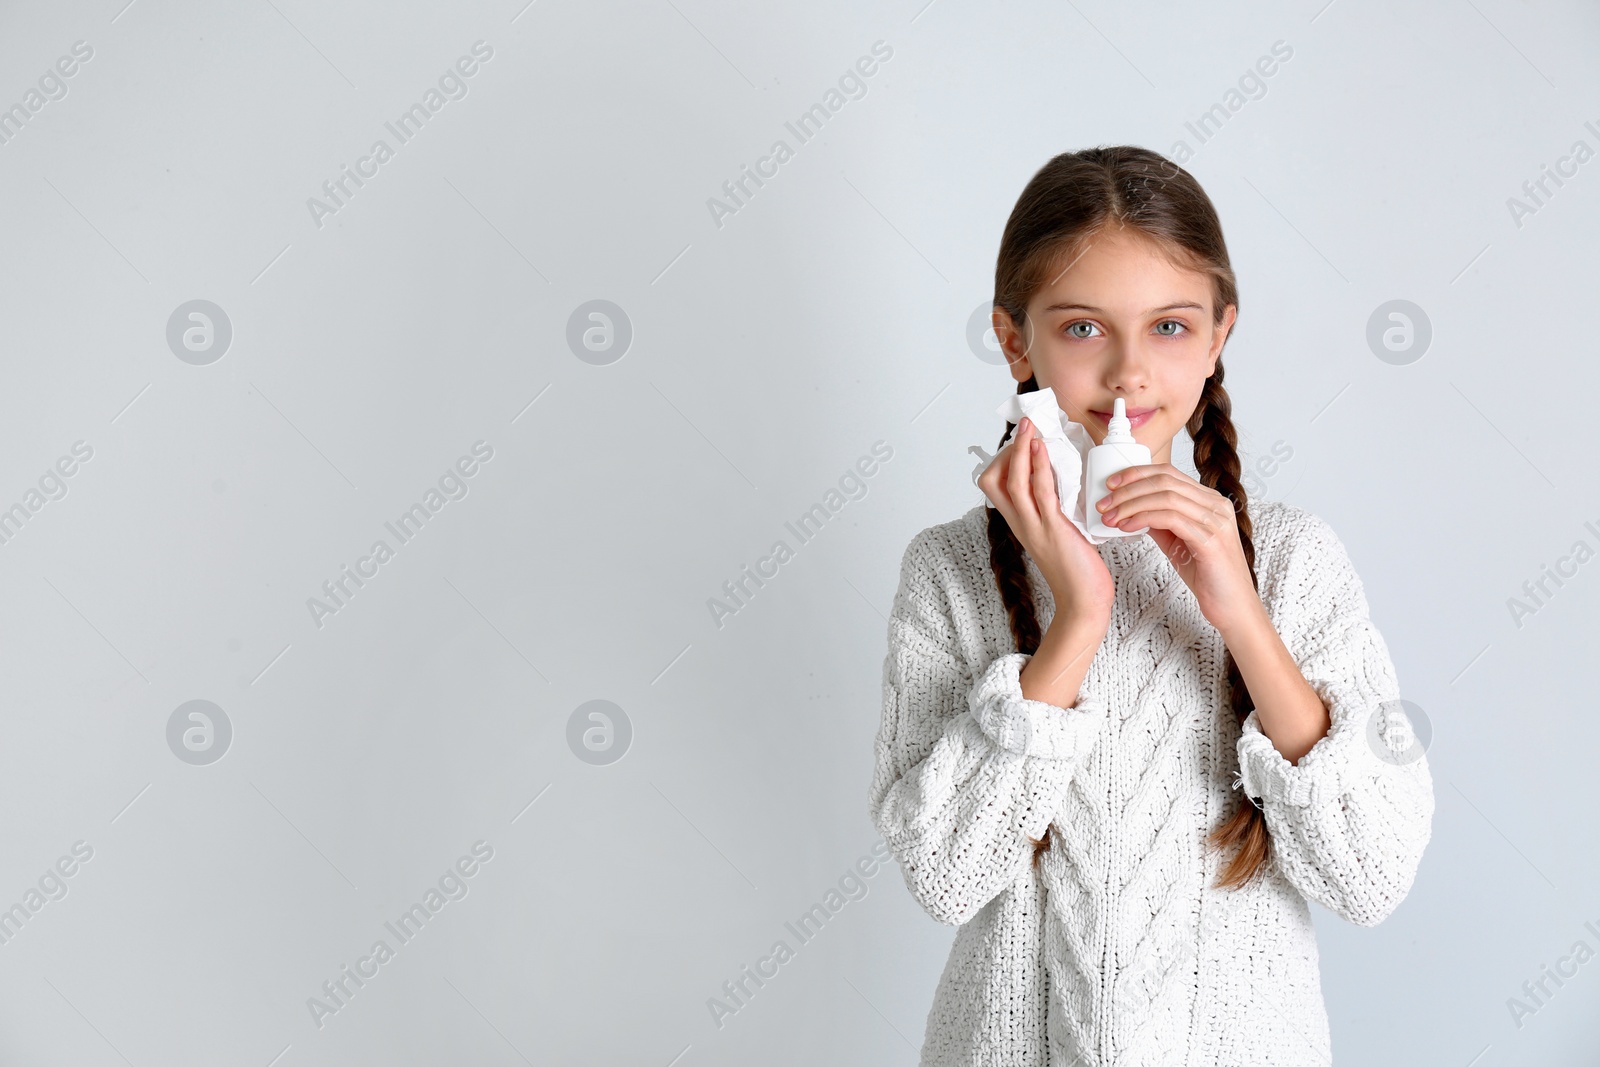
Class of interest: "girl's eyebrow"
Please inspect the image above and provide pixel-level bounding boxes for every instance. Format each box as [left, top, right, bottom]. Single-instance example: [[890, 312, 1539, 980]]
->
[[1041, 301, 1205, 314]]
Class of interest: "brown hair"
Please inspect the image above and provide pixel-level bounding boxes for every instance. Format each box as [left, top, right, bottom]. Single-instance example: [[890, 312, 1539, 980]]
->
[[987, 146, 1268, 891]]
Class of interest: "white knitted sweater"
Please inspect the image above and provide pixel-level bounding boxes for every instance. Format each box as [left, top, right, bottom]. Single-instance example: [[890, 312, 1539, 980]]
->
[[868, 500, 1434, 1066]]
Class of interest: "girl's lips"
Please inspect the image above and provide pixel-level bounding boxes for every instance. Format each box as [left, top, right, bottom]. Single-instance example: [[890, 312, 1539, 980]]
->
[[1090, 406, 1157, 429]]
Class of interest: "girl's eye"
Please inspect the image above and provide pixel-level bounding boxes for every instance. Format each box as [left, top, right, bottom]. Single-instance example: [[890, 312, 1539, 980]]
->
[[1064, 319, 1188, 340]]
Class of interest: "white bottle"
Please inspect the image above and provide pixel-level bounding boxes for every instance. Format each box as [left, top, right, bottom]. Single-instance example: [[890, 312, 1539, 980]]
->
[[1084, 397, 1152, 538]]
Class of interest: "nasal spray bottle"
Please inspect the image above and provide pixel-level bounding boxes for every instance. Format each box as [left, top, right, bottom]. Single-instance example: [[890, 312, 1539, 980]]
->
[[1084, 397, 1151, 539]]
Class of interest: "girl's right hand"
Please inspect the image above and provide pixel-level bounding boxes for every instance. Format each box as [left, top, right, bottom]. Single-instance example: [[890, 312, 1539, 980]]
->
[[978, 415, 1115, 622]]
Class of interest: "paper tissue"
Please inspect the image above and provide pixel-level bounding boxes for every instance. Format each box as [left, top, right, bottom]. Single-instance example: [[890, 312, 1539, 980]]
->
[[978, 386, 1124, 545]]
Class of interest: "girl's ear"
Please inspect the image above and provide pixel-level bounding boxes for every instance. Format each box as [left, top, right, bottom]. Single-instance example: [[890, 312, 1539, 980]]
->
[[993, 307, 1033, 382], [1207, 303, 1238, 375]]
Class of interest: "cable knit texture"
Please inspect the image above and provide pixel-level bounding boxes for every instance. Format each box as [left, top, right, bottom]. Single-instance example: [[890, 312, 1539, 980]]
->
[[867, 500, 1434, 1066]]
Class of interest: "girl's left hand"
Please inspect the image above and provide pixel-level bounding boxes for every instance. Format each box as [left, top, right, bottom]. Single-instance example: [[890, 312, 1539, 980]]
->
[[1094, 463, 1261, 636]]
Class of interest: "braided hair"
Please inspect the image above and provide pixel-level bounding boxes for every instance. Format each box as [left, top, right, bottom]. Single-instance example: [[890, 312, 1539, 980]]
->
[[988, 147, 1269, 890]]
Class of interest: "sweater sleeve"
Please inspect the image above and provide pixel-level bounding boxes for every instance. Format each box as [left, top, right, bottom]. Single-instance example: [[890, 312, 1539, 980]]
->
[[1235, 510, 1435, 928], [867, 532, 1108, 927]]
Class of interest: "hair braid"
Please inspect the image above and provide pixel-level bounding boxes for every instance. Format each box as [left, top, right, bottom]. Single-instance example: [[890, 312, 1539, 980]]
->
[[1188, 361, 1270, 889]]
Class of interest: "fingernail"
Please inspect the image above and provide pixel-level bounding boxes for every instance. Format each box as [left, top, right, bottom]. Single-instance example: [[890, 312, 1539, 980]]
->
[[1107, 474, 1120, 487]]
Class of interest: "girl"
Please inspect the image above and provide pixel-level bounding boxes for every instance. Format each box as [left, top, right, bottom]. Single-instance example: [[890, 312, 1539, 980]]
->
[[867, 147, 1434, 1066]]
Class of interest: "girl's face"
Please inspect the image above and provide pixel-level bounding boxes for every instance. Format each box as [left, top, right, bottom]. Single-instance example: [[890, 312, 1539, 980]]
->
[[994, 227, 1237, 466]]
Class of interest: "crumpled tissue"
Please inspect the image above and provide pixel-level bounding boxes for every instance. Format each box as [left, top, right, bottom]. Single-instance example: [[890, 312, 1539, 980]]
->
[[978, 386, 1126, 545]]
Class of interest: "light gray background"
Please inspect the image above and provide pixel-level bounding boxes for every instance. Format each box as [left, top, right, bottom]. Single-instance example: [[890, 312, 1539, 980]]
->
[[0, 0, 1596, 1063]]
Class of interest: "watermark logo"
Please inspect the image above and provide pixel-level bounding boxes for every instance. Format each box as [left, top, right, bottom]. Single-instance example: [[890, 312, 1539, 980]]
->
[[1167, 39, 1294, 163], [1506, 121, 1600, 230], [1506, 518, 1600, 629], [306, 441, 495, 630], [1365, 698, 1431, 765], [707, 441, 894, 629], [306, 840, 495, 1029], [706, 840, 893, 1029], [167, 700, 232, 765], [167, 300, 233, 365], [967, 300, 1008, 365], [1366, 299, 1431, 366], [705, 40, 893, 230], [0, 841, 94, 948], [566, 300, 633, 366], [566, 700, 632, 766], [1238, 439, 1296, 502], [306, 41, 494, 229], [0, 440, 94, 549], [1506, 918, 1600, 1029], [0, 40, 94, 148]]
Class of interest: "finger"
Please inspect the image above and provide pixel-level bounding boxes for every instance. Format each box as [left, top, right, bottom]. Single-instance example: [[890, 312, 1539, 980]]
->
[[1096, 464, 1200, 510], [1096, 472, 1211, 516], [1107, 488, 1216, 530], [1132, 509, 1224, 567], [1111, 502, 1227, 553], [1092, 466, 1151, 514], [1006, 426, 1043, 530], [1106, 462, 1195, 491], [1029, 435, 1062, 518]]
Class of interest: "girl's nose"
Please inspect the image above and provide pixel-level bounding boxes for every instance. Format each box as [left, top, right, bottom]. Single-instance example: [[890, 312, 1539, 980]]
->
[[1103, 344, 1151, 390]]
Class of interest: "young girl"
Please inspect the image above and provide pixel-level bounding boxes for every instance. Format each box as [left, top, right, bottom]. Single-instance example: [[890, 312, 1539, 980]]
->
[[867, 146, 1435, 1066]]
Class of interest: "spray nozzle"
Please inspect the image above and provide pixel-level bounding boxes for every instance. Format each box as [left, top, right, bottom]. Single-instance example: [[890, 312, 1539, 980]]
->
[[1104, 397, 1135, 443]]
